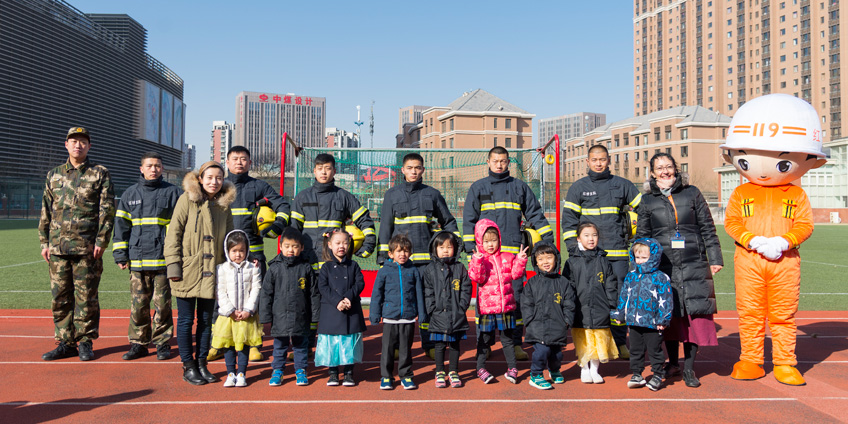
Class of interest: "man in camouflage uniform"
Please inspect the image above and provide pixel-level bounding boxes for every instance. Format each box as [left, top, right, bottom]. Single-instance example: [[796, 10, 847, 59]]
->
[[113, 152, 181, 361], [39, 127, 115, 361]]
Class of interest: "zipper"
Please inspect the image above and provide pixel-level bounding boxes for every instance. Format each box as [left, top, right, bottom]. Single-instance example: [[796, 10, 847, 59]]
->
[[397, 262, 404, 317]]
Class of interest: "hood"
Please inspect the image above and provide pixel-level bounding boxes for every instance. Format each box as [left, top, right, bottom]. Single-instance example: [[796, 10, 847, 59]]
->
[[529, 241, 561, 277], [428, 230, 463, 264], [223, 229, 251, 267], [644, 172, 689, 194], [474, 218, 502, 255], [183, 170, 236, 208], [629, 237, 663, 274]]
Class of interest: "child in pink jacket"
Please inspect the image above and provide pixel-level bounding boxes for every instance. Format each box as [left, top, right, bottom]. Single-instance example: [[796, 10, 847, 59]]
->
[[468, 219, 528, 384]]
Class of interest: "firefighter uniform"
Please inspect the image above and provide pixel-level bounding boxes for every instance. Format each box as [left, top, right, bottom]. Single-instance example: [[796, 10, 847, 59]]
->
[[226, 172, 290, 274]]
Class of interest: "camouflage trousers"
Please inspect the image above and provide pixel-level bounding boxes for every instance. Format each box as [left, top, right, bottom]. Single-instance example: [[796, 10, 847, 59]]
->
[[49, 254, 103, 344], [128, 270, 173, 346]]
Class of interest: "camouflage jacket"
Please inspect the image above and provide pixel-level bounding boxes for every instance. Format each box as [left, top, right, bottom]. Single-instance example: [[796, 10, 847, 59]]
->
[[39, 159, 116, 255]]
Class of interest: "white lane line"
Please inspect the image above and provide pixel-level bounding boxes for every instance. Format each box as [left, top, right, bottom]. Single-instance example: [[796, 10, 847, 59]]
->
[[0, 261, 43, 269], [720, 249, 848, 268], [2, 360, 846, 365], [3, 397, 848, 406]]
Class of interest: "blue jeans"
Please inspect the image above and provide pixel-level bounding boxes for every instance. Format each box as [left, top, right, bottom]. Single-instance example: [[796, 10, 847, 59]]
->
[[531, 343, 563, 376], [175, 297, 215, 363], [272, 336, 309, 371], [224, 347, 249, 375]]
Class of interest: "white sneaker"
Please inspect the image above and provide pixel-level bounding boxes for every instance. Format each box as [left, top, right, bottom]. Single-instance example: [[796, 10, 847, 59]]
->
[[591, 372, 605, 384], [223, 373, 236, 387], [580, 366, 593, 383], [235, 373, 247, 387]]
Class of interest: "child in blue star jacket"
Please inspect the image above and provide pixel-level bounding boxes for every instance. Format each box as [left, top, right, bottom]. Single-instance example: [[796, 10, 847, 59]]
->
[[611, 238, 672, 391]]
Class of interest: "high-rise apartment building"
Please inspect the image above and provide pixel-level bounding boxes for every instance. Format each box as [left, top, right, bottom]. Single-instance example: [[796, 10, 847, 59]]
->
[[210, 120, 235, 163], [634, 0, 844, 140], [234, 91, 326, 172], [538, 112, 607, 144], [325, 127, 359, 149], [185, 144, 197, 170], [398, 105, 431, 133]]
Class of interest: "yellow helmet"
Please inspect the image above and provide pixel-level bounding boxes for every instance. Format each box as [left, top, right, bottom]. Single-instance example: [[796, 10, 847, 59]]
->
[[253, 206, 276, 235], [522, 227, 543, 253], [345, 225, 364, 253], [628, 211, 638, 240]]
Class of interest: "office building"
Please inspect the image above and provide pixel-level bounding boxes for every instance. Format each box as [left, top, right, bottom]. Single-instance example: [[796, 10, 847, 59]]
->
[[325, 127, 360, 148], [210, 120, 235, 163], [185, 144, 196, 170], [398, 105, 431, 133], [538, 112, 607, 144]]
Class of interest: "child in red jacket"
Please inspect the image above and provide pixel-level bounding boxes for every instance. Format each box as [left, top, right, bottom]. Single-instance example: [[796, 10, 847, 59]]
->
[[468, 219, 528, 385]]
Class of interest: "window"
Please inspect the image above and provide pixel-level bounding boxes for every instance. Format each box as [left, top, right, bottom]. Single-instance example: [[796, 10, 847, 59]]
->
[[450, 119, 454, 131], [494, 118, 498, 129], [505, 119, 512, 129], [654, 128, 661, 141], [681, 145, 689, 157], [441, 139, 445, 148], [665, 125, 672, 139], [680, 128, 689, 140], [441, 121, 446, 132], [635, 151, 640, 161], [493, 137, 498, 146], [505, 138, 512, 148], [450, 138, 454, 148], [681, 163, 689, 173], [665, 148, 672, 155]]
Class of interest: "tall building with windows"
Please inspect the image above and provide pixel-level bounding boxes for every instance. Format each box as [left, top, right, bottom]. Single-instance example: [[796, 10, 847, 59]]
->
[[210, 120, 235, 163], [634, 0, 844, 140], [234, 91, 326, 172], [0, 0, 186, 193], [398, 105, 431, 133], [185, 144, 197, 170], [538, 112, 607, 144]]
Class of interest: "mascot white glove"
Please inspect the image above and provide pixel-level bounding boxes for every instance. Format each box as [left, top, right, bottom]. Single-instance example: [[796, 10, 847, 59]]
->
[[748, 236, 769, 250]]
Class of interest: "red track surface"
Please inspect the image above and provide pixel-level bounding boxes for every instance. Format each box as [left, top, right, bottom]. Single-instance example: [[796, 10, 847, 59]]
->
[[1, 310, 846, 423]]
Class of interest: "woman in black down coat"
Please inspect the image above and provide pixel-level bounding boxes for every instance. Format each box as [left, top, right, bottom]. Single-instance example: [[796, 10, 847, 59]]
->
[[635, 153, 723, 388]]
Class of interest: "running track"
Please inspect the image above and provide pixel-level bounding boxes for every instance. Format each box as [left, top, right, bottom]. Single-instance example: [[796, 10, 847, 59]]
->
[[1, 310, 846, 423]]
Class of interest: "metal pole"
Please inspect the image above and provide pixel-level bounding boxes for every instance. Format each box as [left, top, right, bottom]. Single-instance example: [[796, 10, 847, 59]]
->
[[554, 134, 561, 252], [279, 132, 287, 254]]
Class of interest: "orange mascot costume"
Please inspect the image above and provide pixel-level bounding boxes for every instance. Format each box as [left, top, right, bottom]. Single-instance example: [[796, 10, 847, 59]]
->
[[721, 94, 827, 386]]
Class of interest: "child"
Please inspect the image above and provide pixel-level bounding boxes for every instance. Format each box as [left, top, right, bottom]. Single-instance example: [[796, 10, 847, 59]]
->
[[210, 230, 263, 387], [563, 222, 619, 384], [315, 228, 367, 387], [164, 160, 234, 385], [468, 219, 528, 384], [611, 238, 673, 391], [370, 234, 425, 390], [521, 242, 576, 390], [463, 146, 554, 361], [422, 231, 472, 388], [260, 227, 320, 387]]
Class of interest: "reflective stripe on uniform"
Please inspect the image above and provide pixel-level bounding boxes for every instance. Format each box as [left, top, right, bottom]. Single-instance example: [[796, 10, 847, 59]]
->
[[130, 217, 171, 226], [130, 259, 167, 268], [605, 249, 629, 257], [580, 207, 620, 216], [629, 193, 643, 208], [515, 318, 523, 325], [276, 212, 289, 222], [303, 220, 342, 228], [115, 209, 132, 220], [563, 201, 581, 213], [419, 322, 429, 330], [291, 211, 305, 223], [501, 245, 520, 254], [393, 215, 430, 225], [536, 225, 552, 235], [231, 208, 252, 216], [480, 202, 521, 211], [310, 323, 318, 330], [112, 241, 128, 250], [362, 228, 376, 236], [360, 250, 371, 258], [462, 234, 475, 242], [410, 253, 430, 261], [562, 230, 577, 241], [378, 244, 389, 252], [250, 244, 263, 253], [352, 206, 367, 221]]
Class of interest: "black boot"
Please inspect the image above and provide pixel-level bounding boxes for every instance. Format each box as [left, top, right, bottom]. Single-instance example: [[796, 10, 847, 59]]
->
[[183, 360, 207, 385], [197, 358, 217, 383]]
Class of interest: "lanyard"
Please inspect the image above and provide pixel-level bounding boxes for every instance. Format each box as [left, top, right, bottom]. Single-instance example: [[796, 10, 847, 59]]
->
[[667, 194, 680, 232]]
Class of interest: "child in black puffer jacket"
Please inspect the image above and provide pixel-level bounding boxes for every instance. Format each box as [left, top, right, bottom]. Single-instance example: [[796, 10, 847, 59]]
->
[[422, 231, 472, 388]]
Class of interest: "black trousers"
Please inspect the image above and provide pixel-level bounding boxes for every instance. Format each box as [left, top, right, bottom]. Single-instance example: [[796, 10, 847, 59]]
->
[[609, 260, 630, 347], [381, 322, 415, 379], [629, 326, 665, 376], [477, 328, 516, 370], [530, 343, 563, 376]]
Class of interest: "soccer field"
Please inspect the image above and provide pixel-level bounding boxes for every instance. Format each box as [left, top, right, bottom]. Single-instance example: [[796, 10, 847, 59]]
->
[[2, 219, 846, 310]]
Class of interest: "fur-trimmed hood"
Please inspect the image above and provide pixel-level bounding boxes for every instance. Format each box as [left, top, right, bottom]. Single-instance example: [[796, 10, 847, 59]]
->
[[182, 171, 236, 208], [643, 172, 689, 194]]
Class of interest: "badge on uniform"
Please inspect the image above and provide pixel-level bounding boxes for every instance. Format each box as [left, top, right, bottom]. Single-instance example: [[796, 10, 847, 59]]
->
[[671, 232, 685, 249]]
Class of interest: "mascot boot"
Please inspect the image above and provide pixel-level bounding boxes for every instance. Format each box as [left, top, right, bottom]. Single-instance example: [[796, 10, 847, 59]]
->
[[730, 360, 766, 380], [773, 365, 806, 386]]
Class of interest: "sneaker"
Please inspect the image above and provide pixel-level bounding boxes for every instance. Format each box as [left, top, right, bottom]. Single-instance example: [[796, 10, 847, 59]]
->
[[327, 372, 340, 386], [269, 369, 283, 386], [401, 377, 416, 390], [514, 345, 529, 361], [435, 372, 447, 388], [448, 371, 462, 388], [504, 368, 519, 384], [155, 344, 170, 360], [380, 378, 393, 390], [581, 366, 593, 383], [42, 343, 78, 361], [78, 341, 94, 361], [664, 362, 681, 378], [249, 347, 264, 361], [477, 368, 494, 384], [591, 372, 605, 384], [223, 373, 236, 387], [682, 369, 701, 388], [342, 372, 355, 387], [235, 373, 247, 387], [206, 348, 224, 361], [295, 369, 308, 386], [529, 374, 553, 390], [549, 371, 565, 384], [628, 373, 646, 388], [646, 374, 663, 391], [122, 344, 148, 360]]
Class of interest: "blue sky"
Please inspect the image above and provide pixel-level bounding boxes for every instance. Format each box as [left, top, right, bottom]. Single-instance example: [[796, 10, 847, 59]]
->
[[71, 0, 634, 161]]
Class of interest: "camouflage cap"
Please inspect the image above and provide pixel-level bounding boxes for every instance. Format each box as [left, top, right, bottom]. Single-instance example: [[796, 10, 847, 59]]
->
[[67, 126, 90, 140]]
